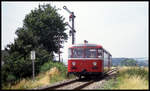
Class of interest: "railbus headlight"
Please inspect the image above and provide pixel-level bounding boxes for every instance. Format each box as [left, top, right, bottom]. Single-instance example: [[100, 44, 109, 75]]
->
[[72, 62, 76, 66], [93, 62, 97, 66]]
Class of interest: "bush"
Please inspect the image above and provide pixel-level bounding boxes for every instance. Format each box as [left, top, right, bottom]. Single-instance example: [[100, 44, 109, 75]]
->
[[40, 61, 67, 72], [40, 61, 67, 78], [40, 61, 53, 72], [6, 74, 16, 83]]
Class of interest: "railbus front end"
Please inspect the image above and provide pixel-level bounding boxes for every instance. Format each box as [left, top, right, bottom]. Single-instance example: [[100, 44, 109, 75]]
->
[[67, 43, 112, 78]]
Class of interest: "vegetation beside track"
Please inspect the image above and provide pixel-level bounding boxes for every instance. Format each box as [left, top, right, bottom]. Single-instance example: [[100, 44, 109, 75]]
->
[[2, 61, 75, 89], [101, 66, 148, 89]]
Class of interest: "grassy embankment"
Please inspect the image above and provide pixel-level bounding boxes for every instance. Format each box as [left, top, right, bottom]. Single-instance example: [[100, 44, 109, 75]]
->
[[101, 66, 148, 89], [2, 61, 75, 89]]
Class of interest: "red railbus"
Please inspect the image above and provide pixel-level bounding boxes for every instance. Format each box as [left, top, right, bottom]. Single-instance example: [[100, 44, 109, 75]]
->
[[68, 42, 112, 78]]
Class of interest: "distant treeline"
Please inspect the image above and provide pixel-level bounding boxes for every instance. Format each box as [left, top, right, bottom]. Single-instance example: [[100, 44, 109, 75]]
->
[[111, 58, 148, 67]]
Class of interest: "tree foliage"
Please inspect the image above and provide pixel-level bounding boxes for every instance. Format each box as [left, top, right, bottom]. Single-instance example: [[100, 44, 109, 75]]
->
[[2, 4, 68, 85]]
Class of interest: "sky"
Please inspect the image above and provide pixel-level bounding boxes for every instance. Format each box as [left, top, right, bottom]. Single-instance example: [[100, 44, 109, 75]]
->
[[2, 1, 149, 63]]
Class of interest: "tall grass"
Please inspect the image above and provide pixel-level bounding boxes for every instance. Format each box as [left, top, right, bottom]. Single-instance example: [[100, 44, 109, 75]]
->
[[3, 67, 59, 89], [119, 67, 148, 81], [102, 67, 148, 89], [119, 75, 148, 89]]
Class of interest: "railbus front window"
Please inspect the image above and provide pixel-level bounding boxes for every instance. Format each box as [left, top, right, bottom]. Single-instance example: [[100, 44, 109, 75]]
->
[[72, 48, 84, 58], [85, 48, 97, 58]]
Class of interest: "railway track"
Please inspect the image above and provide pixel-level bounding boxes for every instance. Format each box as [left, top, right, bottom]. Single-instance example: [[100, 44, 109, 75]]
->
[[33, 68, 118, 90]]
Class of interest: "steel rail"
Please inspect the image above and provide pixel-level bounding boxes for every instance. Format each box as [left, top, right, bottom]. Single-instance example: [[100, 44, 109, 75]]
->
[[32, 78, 79, 90], [73, 68, 119, 90]]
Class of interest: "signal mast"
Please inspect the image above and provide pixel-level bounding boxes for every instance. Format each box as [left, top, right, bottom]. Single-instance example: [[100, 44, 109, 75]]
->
[[63, 6, 76, 45]]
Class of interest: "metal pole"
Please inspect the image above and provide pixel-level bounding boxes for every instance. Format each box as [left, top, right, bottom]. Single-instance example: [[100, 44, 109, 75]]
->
[[32, 59, 35, 80], [58, 36, 60, 62], [72, 12, 75, 44]]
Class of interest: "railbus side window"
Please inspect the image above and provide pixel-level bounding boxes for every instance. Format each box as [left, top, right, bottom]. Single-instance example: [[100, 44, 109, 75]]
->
[[104, 51, 108, 67], [110, 55, 112, 67]]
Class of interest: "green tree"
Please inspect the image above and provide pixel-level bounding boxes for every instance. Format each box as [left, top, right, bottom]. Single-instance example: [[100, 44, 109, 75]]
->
[[23, 4, 68, 53], [2, 4, 68, 85]]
